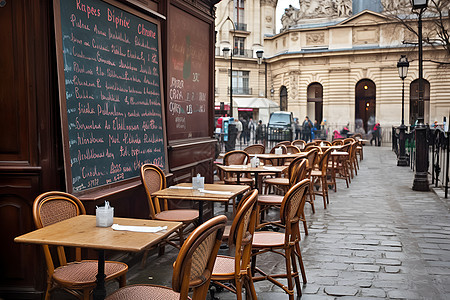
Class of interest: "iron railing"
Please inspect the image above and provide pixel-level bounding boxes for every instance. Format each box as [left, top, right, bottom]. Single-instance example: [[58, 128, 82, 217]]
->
[[227, 87, 252, 95]]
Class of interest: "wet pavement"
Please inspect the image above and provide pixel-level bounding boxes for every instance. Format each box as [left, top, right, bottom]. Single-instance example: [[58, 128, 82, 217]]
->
[[59, 146, 450, 299]]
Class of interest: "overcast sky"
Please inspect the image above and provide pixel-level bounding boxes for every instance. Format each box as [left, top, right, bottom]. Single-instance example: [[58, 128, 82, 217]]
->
[[276, 0, 299, 33]]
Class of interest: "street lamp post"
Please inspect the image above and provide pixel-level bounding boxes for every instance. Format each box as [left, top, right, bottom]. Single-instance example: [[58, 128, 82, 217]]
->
[[397, 55, 409, 166], [222, 17, 236, 118], [412, 0, 429, 191], [256, 50, 267, 98]]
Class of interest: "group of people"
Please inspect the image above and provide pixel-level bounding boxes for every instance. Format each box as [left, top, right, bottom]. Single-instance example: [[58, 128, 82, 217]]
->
[[216, 116, 264, 146], [295, 116, 325, 142]]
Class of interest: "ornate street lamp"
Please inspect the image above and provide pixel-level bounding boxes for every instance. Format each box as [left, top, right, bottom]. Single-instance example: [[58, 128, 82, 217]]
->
[[397, 55, 409, 166], [412, 0, 429, 190], [222, 17, 236, 117], [256, 50, 267, 98]]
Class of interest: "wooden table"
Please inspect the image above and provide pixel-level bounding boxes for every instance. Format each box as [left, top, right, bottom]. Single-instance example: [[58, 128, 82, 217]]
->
[[15, 215, 182, 300], [218, 164, 287, 192], [250, 152, 307, 166], [152, 183, 250, 223]]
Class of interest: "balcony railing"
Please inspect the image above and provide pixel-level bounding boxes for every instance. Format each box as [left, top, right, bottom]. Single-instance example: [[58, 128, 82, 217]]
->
[[233, 48, 253, 58], [228, 87, 252, 95], [235, 23, 247, 31]]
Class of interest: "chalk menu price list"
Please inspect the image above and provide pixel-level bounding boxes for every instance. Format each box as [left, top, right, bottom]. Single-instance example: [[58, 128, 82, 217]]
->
[[58, 0, 165, 192]]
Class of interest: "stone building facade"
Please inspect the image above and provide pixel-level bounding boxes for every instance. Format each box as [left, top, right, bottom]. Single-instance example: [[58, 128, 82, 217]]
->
[[215, 0, 450, 139]]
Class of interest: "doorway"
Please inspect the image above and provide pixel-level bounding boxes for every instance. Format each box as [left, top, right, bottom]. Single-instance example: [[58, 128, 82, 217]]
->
[[307, 83, 323, 123], [355, 79, 376, 133]]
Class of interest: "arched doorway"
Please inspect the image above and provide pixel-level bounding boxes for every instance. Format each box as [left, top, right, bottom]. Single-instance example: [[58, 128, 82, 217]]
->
[[307, 83, 323, 123], [409, 79, 430, 125], [355, 79, 376, 133], [280, 86, 287, 111]]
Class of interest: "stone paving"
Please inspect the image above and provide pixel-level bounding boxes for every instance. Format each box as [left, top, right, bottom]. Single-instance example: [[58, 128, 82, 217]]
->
[[59, 146, 450, 299]]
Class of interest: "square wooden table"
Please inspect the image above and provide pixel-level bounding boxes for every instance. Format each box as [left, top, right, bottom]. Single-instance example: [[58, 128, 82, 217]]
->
[[15, 215, 182, 300], [152, 183, 250, 223]]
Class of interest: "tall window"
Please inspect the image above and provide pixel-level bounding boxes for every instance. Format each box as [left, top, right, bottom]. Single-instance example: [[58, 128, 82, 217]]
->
[[234, 0, 245, 25], [280, 86, 288, 111], [234, 37, 245, 56], [231, 70, 249, 94]]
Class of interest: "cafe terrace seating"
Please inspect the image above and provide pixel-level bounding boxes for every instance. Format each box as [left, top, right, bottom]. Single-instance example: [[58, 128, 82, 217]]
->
[[275, 141, 292, 147], [140, 164, 199, 250], [251, 179, 310, 300], [258, 158, 309, 235], [106, 215, 227, 300], [303, 148, 320, 213], [223, 150, 254, 188], [33, 191, 128, 300], [329, 143, 351, 190], [211, 189, 258, 300], [332, 139, 344, 146]]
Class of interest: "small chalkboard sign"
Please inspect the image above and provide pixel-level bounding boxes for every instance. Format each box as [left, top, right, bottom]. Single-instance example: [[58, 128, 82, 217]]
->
[[53, 0, 167, 193]]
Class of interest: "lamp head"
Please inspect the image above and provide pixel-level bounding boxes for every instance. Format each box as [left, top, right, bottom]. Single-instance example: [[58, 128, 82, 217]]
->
[[412, 0, 428, 10], [256, 50, 264, 65], [397, 55, 409, 80], [222, 47, 230, 59]]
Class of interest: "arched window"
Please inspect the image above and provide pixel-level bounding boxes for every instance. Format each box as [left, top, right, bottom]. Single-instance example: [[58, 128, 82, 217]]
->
[[355, 79, 376, 133], [280, 86, 288, 111], [409, 79, 430, 125], [307, 83, 323, 123]]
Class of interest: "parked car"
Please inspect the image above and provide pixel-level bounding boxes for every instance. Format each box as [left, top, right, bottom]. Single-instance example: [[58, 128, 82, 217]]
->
[[267, 111, 295, 141]]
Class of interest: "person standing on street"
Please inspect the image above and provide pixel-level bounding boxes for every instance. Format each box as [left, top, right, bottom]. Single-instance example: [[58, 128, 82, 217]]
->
[[235, 118, 243, 145], [302, 116, 313, 142], [255, 120, 263, 144], [248, 118, 256, 143]]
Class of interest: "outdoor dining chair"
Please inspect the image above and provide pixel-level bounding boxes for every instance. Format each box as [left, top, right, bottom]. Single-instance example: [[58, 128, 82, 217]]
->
[[310, 147, 333, 209], [106, 215, 227, 300], [211, 189, 258, 300], [243, 144, 265, 155], [251, 179, 310, 300], [291, 139, 306, 150], [141, 164, 199, 252], [223, 150, 254, 188], [33, 191, 128, 300]]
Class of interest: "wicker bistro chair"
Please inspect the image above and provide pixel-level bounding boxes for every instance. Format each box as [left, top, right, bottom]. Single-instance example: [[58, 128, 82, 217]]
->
[[303, 148, 320, 213], [223, 150, 254, 188], [275, 141, 292, 147], [291, 139, 306, 150], [251, 179, 310, 300], [258, 158, 309, 235], [141, 164, 199, 251], [211, 190, 258, 300], [331, 139, 344, 146], [33, 192, 128, 300], [310, 147, 333, 209], [329, 144, 351, 191], [106, 215, 227, 300], [243, 144, 265, 155]]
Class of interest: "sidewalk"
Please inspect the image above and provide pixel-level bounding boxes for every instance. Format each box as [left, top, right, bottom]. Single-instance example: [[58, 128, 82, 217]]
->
[[112, 146, 450, 299]]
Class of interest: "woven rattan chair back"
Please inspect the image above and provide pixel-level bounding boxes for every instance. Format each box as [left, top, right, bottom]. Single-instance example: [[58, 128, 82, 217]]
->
[[279, 179, 310, 228], [286, 145, 300, 154], [140, 164, 167, 219], [343, 137, 355, 144], [292, 139, 306, 150], [270, 144, 287, 154], [288, 158, 308, 187], [317, 147, 333, 173], [243, 144, 265, 154], [332, 139, 344, 146], [304, 148, 319, 171], [172, 215, 227, 299], [351, 133, 363, 139], [276, 141, 292, 147], [224, 150, 249, 166]]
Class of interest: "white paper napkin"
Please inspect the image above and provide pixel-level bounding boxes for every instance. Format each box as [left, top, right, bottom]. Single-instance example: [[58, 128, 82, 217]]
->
[[111, 224, 168, 233], [227, 165, 247, 168], [263, 166, 280, 171], [168, 186, 194, 190], [198, 189, 234, 195]]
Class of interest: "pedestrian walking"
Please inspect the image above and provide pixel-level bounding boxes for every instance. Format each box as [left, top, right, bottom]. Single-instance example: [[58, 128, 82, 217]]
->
[[370, 122, 381, 146], [235, 118, 243, 145], [241, 118, 249, 145], [255, 120, 263, 144], [302, 116, 313, 142], [248, 118, 256, 143]]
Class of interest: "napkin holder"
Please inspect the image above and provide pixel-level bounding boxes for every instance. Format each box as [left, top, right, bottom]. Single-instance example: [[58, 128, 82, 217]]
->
[[275, 147, 283, 155], [96, 201, 114, 227], [250, 156, 257, 168], [192, 173, 205, 190]]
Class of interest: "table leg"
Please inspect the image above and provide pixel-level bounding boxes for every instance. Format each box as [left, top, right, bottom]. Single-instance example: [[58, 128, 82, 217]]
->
[[93, 249, 106, 300], [198, 200, 204, 224]]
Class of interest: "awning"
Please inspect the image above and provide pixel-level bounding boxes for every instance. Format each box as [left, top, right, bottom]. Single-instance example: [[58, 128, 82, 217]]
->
[[232, 97, 279, 109]]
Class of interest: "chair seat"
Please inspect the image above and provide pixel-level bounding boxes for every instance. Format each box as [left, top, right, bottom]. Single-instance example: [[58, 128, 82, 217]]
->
[[310, 170, 325, 177], [106, 284, 182, 300], [156, 209, 199, 222], [212, 255, 235, 275], [264, 178, 289, 186], [258, 195, 283, 205], [252, 232, 284, 248], [53, 260, 128, 287]]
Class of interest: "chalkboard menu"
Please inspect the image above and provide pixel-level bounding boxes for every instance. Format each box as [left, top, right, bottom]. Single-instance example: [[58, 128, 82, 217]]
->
[[167, 5, 211, 140], [54, 0, 167, 193]]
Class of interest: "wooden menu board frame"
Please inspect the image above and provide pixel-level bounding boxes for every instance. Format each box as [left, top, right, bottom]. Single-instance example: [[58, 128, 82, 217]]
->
[[53, 0, 168, 195]]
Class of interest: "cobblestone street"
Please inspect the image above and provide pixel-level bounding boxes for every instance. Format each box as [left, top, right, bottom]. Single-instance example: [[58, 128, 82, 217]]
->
[[120, 146, 450, 299]]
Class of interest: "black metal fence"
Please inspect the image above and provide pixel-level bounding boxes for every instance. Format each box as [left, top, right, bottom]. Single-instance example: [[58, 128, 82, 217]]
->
[[392, 126, 449, 198]]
